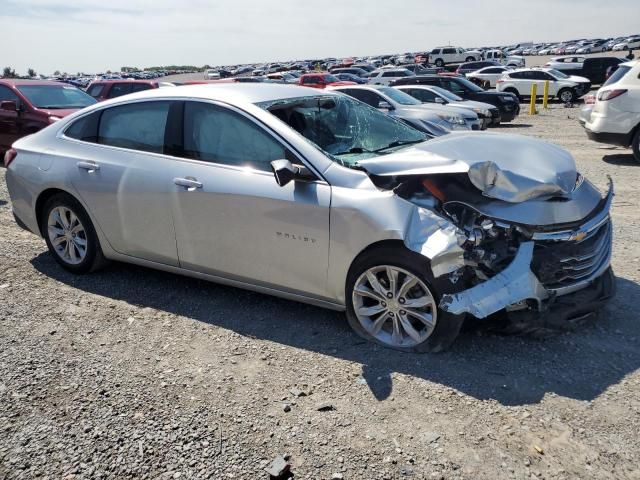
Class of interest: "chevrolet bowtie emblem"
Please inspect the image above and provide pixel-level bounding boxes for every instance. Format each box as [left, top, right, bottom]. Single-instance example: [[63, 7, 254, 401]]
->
[[573, 231, 588, 242]]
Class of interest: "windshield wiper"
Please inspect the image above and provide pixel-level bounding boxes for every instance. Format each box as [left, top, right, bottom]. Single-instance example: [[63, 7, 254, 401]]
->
[[373, 139, 424, 152], [332, 146, 375, 156]]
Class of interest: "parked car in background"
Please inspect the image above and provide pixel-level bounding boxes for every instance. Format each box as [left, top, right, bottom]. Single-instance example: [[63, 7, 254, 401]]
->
[[467, 66, 512, 88], [613, 37, 640, 51], [482, 50, 525, 67], [368, 68, 415, 86], [394, 85, 500, 128], [496, 68, 591, 103], [428, 47, 481, 67], [266, 73, 298, 84], [334, 73, 368, 84], [330, 67, 369, 77], [546, 57, 626, 85], [85, 80, 159, 102], [584, 60, 640, 162], [456, 61, 500, 76], [399, 64, 441, 75], [330, 84, 462, 133], [3, 84, 615, 351], [576, 41, 606, 54], [204, 69, 221, 80], [390, 75, 520, 123], [545, 56, 586, 71], [0, 80, 96, 154], [298, 73, 356, 89]]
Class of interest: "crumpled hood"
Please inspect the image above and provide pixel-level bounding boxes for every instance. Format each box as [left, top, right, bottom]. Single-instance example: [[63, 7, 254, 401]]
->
[[357, 132, 578, 203]]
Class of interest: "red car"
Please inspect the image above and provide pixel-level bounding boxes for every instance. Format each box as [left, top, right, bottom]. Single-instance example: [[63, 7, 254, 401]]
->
[[0, 79, 96, 156], [85, 79, 159, 101], [298, 73, 356, 89]]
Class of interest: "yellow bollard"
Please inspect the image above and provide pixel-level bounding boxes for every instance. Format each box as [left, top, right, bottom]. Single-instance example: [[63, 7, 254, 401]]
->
[[529, 83, 537, 115], [543, 80, 550, 109]]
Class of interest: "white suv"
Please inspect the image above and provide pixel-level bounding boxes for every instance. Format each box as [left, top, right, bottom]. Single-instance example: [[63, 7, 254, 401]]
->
[[496, 67, 591, 103], [367, 68, 415, 86], [428, 47, 481, 67], [585, 60, 640, 163]]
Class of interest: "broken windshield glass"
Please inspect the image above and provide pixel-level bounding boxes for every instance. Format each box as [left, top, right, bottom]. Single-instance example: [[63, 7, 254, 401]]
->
[[256, 95, 426, 166]]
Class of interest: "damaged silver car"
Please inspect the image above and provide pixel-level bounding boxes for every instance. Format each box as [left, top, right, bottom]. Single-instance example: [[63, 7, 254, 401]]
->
[[4, 84, 614, 352]]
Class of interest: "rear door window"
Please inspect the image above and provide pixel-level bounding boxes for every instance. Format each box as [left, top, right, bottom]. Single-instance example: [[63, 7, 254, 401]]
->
[[131, 83, 154, 93], [98, 101, 170, 153], [65, 111, 100, 142]]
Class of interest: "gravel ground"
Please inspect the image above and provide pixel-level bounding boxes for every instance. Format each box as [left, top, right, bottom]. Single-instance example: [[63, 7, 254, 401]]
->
[[1, 103, 639, 480]]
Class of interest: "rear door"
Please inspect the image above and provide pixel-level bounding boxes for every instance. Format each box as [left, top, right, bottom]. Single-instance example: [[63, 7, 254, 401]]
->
[[170, 100, 331, 297], [65, 100, 179, 266]]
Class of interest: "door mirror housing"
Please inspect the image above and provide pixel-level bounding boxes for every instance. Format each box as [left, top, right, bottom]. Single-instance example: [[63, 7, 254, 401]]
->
[[434, 97, 445, 104], [0, 100, 18, 113], [378, 101, 393, 110], [270, 159, 316, 187]]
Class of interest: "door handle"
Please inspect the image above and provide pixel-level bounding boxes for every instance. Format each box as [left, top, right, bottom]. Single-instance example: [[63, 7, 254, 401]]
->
[[173, 177, 203, 190], [77, 161, 100, 173]]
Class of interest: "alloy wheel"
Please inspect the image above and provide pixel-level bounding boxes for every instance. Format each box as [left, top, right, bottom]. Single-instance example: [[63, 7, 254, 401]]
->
[[47, 206, 88, 265], [352, 265, 437, 348]]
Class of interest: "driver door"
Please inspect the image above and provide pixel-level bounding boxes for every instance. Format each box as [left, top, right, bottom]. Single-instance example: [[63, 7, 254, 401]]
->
[[171, 101, 331, 298]]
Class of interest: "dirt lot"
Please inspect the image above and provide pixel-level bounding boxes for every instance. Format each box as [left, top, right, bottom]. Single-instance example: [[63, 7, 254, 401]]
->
[[1, 104, 639, 480]]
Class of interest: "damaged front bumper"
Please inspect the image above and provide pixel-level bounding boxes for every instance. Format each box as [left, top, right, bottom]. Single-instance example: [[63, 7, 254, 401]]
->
[[439, 180, 615, 321]]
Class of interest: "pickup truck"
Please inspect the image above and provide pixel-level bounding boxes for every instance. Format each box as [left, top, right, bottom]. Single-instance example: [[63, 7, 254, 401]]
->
[[545, 56, 624, 85]]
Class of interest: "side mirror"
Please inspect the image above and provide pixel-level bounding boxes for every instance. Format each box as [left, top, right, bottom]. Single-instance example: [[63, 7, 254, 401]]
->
[[434, 97, 445, 104], [270, 159, 315, 187], [0, 100, 18, 113], [378, 101, 393, 110]]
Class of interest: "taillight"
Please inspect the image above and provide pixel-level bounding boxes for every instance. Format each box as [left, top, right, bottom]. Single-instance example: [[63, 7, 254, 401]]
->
[[584, 94, 596, 105], [4, 148, 17, 168], [597, 89, 627, 101]]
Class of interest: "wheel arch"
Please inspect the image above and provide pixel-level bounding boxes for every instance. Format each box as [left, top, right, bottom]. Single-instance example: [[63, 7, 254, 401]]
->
[[35, 187, 71, 236], [346, 239, 417, 282]]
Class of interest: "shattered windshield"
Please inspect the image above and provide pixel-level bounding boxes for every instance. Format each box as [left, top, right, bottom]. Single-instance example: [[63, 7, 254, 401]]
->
[[257, 94, 426, 166]]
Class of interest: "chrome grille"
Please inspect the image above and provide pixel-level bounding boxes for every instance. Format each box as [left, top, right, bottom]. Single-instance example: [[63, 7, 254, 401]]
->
[[532, 220, 612, 290]]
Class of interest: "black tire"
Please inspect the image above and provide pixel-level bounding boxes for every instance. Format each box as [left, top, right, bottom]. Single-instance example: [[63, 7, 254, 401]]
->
[[465, 56, 475, 62], [632, 128, 640, 164], [345, 246, 466, 353], [504, 87, 521, 101], [557, 88, 576, 103], [434, 58, 444, 67], [41, 193, 107, 274]]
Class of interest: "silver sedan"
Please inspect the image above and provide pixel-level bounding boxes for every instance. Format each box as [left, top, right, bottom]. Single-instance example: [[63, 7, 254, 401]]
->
[[4, 84, 615, 352]]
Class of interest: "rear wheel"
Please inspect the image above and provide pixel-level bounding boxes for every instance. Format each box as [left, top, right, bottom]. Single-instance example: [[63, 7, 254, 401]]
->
[[632, 128, 640, 164], [465, 56, 475, 62], [41, 193, 107, 274], [346, 247, 466, 353], [434, 58, 444, 67]]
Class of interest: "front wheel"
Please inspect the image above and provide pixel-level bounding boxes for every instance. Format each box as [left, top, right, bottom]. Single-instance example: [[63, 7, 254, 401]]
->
[[465, 56, 475, 62], [434, 58, 444, 67], [41, 193, 107, 274], [558, 88, 576, 103], [346, 247, 465, 352]]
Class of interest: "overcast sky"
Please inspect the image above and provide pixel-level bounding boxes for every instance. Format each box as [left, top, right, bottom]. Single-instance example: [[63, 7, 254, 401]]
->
[[1, 0, 638, 75]]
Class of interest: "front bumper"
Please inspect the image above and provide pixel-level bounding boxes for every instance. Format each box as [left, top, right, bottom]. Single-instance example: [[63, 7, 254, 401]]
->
[[439, 180, 614, 319], [499, 101, 520, 122]]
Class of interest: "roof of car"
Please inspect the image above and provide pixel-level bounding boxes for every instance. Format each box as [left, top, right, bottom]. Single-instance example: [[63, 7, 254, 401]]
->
[[83, 83, 332, 108], [90, 79, 157, 84], [0, 79, 72, 87]]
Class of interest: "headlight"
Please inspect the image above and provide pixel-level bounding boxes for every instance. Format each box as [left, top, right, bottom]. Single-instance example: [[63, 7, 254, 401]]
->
[[49, 116, 62, 123], [473, 108, 491, 117], [438, 114, 466, 125]]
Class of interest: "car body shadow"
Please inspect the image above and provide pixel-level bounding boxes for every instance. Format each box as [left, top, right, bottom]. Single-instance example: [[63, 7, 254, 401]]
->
[[603, 153, 638, 166], [494, 124, 532, 129], [31, 253, 640, 407]]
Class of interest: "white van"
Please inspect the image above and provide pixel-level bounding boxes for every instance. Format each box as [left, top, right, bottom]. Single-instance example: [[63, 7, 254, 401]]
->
[[584, 60, 640, 162]]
